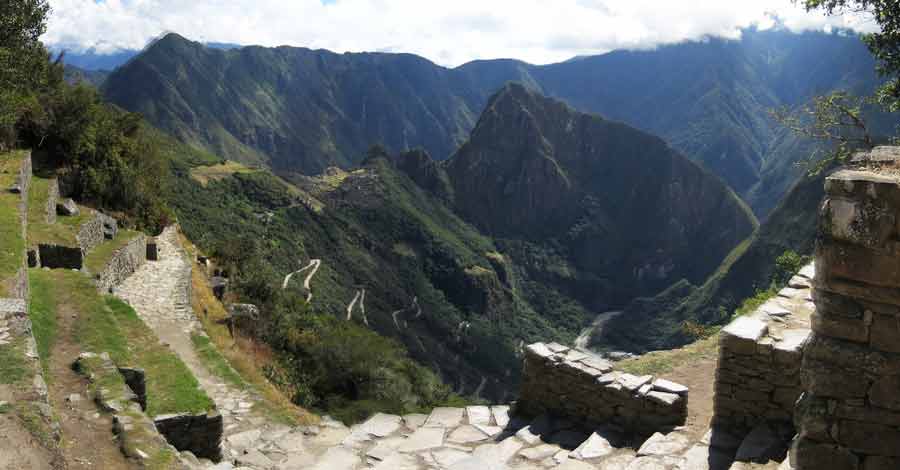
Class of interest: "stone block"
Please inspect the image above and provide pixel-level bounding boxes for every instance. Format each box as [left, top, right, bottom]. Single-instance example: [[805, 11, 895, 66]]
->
[[800, 359, 870, 399], [812, 311, 869, 343], [56, 198, 79, 216], [835, 403, 900, 427], [820, 195, 894, 249], [864, 456, 900, 470], [651, 378, 688, 395], [817, 241, 900, 298], [153, 411, 223, 461], [721, 316, 768, 355], [774, 329, 811, 364], [870, 313, 900, 353], [790, 438, 859, 470], [838, 420, 900, 456], [868, 375, 900, 411]]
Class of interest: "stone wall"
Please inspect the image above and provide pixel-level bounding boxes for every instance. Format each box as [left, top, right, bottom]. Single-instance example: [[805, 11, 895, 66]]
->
[[0, 151, 55, 445], [74, 353, 188, 469], [45, 178, 58, 224], [154, 412, 223, 461], [77, 211, 118, 253], [37, 244, 83, 269], [95, 234, 147, 293], [713, 269, 813, 432], [35, 211, 121, 270], [518, 342, 688, 435], [792, 148, 900, 470], [12, 153, 31, 299]]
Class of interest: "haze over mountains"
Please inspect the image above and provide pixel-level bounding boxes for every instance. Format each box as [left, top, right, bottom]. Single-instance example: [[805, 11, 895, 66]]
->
[[98, 28, 889, 215]]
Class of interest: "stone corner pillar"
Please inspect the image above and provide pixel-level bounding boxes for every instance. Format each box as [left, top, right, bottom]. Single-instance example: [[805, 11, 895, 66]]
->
[[794, 146, 900, 470]]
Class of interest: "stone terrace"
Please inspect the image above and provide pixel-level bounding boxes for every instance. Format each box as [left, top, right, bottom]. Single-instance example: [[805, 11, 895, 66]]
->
[[714, 264, 814, 432]]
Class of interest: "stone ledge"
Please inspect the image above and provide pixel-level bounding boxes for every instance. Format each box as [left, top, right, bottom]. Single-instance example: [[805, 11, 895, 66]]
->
[[95, 234, 147, 294], [518, 342, 687, 435]]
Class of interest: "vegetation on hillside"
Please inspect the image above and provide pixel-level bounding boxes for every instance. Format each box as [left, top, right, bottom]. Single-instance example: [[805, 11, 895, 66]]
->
[[1, 1, 171, 232]]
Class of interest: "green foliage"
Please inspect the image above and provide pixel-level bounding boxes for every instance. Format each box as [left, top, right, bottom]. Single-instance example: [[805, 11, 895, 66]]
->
[[266, 295, 460, 423], [30, 269, 214, 416], [27, 268, 57, 376], [773, 250, 810, 285], [0, 340, 29, 385], [804, 1, 900, 111], [0, 151, 27, 294], [734, 287, 779, 317], [0, 0, 54, 147], [770, 91, 875, 173], [190, 333, 247, 390], [18, 84, 173, 231]]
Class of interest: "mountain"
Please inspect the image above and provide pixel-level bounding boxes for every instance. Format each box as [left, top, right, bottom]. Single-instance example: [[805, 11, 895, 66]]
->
[[63, 64, 110, 87], [54, 47, 139, 71], [596, 168, 826, 352], [102, 29, 890, 216], [168, 85, 757, 400], [102, 33, 489, 174], [442, 83, 757, 307]]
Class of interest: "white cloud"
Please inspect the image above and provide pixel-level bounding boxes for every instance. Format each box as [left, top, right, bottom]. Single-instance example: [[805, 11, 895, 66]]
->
[[44, 0, 878, 67]]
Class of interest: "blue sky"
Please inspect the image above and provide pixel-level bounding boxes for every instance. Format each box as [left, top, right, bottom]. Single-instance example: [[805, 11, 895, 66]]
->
[[47, 0, 875, 66]]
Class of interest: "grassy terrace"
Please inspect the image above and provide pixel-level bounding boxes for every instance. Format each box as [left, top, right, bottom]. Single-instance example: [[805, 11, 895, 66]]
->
[[29, 269, 214, 416], [0, 151, 27, 297], [83, 229, 142, 274], [190, 161, 256, 187], [26, 176, 91, 247]]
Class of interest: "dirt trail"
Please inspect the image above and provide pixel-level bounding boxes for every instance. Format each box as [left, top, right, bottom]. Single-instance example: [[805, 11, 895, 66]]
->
[[282, 259, 321, 303], [48, 298, 136, 470]]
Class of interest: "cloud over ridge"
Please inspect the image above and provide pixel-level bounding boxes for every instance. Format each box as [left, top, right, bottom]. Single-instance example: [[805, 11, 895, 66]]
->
[[45, 0, 876, 66]]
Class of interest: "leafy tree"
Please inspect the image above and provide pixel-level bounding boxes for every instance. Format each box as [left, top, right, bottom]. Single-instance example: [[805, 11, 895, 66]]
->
[[770, 91, 874, 173], [0, 0, 53, 148], [802, 1, 900, 110]]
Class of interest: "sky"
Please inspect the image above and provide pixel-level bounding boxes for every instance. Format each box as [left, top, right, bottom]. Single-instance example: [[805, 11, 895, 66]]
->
[[44, 0, 877, 67]]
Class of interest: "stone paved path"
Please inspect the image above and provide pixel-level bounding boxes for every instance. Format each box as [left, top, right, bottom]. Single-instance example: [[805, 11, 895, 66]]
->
[[114, 227, 274, 465]]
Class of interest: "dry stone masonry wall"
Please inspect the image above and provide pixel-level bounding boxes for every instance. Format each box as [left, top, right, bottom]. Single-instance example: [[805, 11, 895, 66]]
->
[[518, 342, 688, 435], [94, 234, 147, 293], [714, 267, 814, 432], [77, 211, 118, 253], [792, 147, 900, 470]]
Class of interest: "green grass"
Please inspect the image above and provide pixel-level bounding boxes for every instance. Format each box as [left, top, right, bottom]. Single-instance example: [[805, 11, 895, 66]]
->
[[29, 269, 214, 416], [0, 151, 27, 296], [26, 177, 91, 246], [617, 335, 719, 377], [27, 271, 58, 376], [190, 161, 257, 187], [191, 333, 246, 389], [734, 286, 779, 318], [0, 338, 30, 385], [83, 229, 142, 274]]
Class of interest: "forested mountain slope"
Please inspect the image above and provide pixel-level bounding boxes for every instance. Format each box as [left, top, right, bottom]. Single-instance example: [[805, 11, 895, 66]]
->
[[101, 29, 890, 215]]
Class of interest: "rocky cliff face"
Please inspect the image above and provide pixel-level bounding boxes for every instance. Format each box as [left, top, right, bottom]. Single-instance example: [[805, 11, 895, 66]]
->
[[443, 84, 758, 306]]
